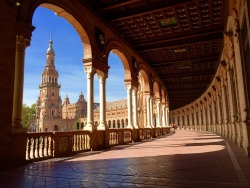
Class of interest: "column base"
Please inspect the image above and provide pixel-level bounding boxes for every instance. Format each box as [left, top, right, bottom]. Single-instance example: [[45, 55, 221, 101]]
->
[[133, 124, 139, 129], [12, 127, 27, 134], [146, 124, 151, 128], [126, 124, 134, 129], [97, 123, 106, 130], [12, 119, 27, 134], [84, 122, 93, 131]]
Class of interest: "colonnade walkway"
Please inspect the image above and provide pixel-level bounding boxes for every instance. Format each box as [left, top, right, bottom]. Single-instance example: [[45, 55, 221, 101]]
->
[[1, 130, 250, 188]]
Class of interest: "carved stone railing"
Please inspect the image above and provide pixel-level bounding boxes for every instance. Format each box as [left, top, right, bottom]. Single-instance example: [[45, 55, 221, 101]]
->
[[26, 127, 171, 162], [26, 132, 54, 161], [108, 129, 118, 146]]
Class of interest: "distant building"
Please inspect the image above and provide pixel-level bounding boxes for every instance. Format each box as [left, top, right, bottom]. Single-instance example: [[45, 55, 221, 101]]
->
[[35, 38, 87, 132], [35, 38, 129, 132]]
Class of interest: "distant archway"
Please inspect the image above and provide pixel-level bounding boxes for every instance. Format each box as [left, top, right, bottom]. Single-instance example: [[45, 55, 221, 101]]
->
[[53, 125, 58, 131]]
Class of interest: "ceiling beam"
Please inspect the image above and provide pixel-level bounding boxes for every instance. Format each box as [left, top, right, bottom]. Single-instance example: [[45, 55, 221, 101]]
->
[[98, 0, 141, 11], [165, 79, 211, 85], [136, 30, 223, 50], [152, 56, 219, 68], [108, 0, 194, 21], [161, 70, 215, 78]]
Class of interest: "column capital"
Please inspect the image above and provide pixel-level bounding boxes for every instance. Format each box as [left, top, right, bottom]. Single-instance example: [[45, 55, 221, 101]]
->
[[16, 35, 30, 53], [96, 70, 108, 80], [155, 98, 161, 103], [84, 66, 95, 77]]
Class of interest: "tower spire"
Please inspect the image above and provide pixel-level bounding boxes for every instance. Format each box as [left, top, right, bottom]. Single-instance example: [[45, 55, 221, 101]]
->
[[47, 34, 55, 55]]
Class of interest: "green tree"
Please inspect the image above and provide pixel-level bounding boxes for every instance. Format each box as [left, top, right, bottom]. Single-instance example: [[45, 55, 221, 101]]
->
[[74, 118, 81, 130], [22, 104, 36, 128]]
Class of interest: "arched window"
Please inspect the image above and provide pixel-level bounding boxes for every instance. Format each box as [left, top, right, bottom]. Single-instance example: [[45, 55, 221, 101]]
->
[[81, 122, 84, 129], [108, 120, 111, 128], [77, 122, 79, 129], [54, 125, 58, 131], [117, 119, 120, 128], [121, 119, 124, 128], [113, 120, 116, 128]]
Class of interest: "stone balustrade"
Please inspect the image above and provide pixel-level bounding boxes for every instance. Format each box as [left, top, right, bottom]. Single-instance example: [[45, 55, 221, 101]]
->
[[25, 127, 171, 162]]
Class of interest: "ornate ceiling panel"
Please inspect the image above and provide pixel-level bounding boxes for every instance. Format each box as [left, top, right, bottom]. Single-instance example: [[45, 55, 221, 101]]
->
[[84, 0, 226, 109]]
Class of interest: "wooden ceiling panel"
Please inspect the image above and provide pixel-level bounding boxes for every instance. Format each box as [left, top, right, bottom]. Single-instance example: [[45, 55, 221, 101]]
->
[[84, 0, 226, 110]]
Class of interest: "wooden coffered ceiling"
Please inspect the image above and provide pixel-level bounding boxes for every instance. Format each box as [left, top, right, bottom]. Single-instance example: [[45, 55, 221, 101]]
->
[[84, 0, 226, 110]]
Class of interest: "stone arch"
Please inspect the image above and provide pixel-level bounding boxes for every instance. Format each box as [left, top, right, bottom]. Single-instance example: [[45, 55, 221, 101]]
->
[[153, 82, 160, 99], [138, 68, 150, 92], [105, 41, 132, 80], [161, 89, 166, 103], [20, 1, 94, 59]]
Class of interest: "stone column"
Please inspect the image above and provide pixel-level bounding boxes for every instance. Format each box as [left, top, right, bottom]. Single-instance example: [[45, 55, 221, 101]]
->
[[156, 99, 161, 127], [125, 83, 133, 129], [221, 84, 228, 137], [150, 96, 154, 127], [198, 108, 201, 131], [84, 66, 95, 130], [145, 94, 151, 128], [12, 35, 30, 133], [97, 71, 107, 130], [193, 109, 197, 130], [202, 106, 206, 131], [184, 112, 187, 129], [132, 87, 139, 129], [166, 106, 170, 127], [207, 102, 211, 132], [233, 31, 247, 149], [161, 105, 166, 127], [226, 69, 236, 141], [210, 98, 216, 133], [215, 94, 221, 134], [189, 111, 192, 130], [180, 113, 183, 129]]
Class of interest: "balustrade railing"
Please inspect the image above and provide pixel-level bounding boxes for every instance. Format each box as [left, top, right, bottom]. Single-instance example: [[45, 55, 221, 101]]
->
[[26, 132, 54, 160], [26, 127, 171, 162], [109, 130, 118, 146]]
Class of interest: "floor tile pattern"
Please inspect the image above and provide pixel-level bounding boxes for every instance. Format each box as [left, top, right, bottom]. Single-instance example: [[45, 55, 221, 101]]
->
[[0, 130, 250, 188]]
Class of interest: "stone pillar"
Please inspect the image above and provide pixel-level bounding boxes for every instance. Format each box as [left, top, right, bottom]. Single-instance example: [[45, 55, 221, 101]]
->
[[97, 71, 107, 130], [150, 96, 154, 127], [156, 99, 161, 127], [162, 105, 166, 127], [184, 112, 187, 129], [189, 111, 192, 130], [179, 113, 183, 129], [210, 98, 216, 133], [84, 66, 95, 130], [216, 94, 222, 135], [12, 35, 30, 133], [226, 69, 236, 141], [166, 106, 170, 127], [221, 84, 228, 137], [198, 108, 201, 131], [194, 109, 197, 130], [132, 87, 139, 129], [202, 107, 206, 131], [207, 102, 211, 132], [125, 83, 133, 129], [145, 94, 151, 128], [233, 30, 248, 150]]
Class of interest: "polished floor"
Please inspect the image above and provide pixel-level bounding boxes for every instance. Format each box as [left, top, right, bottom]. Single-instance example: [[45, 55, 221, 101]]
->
[[1, 130, 250, 188]]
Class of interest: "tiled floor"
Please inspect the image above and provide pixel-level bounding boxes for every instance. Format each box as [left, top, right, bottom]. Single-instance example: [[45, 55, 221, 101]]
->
[[1, 130, 250, 187]]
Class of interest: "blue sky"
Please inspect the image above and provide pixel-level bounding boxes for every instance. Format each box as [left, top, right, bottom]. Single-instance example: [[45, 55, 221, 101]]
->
[[24, 7, 127, 106]]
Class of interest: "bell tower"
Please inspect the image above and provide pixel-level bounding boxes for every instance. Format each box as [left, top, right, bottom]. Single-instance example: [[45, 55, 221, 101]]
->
[[36, 37, 62, 122]]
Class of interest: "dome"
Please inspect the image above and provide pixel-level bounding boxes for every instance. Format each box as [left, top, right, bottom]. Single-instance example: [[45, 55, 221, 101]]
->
[[46, 39, 55, 55]]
